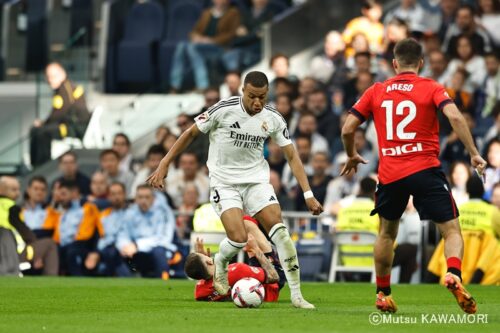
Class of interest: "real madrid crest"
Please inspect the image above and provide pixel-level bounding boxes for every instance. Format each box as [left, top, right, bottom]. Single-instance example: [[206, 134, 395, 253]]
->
[[261, 121, 268, 133]]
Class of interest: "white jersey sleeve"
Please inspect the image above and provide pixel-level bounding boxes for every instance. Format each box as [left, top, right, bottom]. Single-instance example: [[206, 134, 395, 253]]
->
[[194, 101, 225, 133], [267, 106, 292, 147]]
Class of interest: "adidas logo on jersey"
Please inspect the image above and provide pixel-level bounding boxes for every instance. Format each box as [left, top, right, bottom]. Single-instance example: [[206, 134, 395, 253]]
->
[[269, 196, 276, 201], [230, 122, 241, 129]]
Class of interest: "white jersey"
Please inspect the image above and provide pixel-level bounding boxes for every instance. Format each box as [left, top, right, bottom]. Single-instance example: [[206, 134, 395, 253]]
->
[[194, 96, 292, 185]]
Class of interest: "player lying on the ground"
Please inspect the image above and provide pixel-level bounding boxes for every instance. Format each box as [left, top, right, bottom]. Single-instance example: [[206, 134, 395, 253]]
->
[[185, 219, 285, 302]]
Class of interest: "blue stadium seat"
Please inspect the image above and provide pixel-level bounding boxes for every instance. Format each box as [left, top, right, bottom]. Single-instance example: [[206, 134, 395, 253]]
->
[[158, 0, 202, 89], [26, 0, 48, 72], [116, 0, 164, 90]]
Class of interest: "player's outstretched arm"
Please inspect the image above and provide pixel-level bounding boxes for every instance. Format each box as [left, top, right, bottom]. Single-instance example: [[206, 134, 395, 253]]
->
[[147, 124, 201, 189], [442, 104, 487, 176], [282, 144, 323, 215], [340, 113, 368, 176], [245, 235, 279, 284]]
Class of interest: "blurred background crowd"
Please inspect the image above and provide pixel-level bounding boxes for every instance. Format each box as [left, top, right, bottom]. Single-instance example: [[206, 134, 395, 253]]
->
[[0, 0, 499, 284]]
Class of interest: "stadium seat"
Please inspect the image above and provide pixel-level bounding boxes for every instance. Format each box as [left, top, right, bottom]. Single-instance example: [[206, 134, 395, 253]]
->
[[328, 231, 377, 283], [116, 0, 164, 91], [26, 0, 48, 72], [158, 0, 202, 88]]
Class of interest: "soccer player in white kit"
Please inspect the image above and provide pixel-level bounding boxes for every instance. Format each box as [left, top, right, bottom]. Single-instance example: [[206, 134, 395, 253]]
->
[[148, 71, 323, 308]]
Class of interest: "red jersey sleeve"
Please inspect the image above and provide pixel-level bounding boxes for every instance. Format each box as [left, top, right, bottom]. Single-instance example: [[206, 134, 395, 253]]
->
[[228, 263, 266, 286], [350, 85, 375, 123], [195, 279, 229, 301], [432, 83, 454, 110]]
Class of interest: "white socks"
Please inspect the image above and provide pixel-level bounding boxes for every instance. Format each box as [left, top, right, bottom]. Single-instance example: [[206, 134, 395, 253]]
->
[[218, 237, 247, 264], [269, 223, 302, 299]]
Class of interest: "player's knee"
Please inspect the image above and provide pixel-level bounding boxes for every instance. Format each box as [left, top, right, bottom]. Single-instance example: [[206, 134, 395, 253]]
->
[[228, 232, 248, 244]]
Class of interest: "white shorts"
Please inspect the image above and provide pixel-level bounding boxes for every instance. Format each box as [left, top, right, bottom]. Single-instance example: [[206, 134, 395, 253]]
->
[[209, 183, 279, 217]]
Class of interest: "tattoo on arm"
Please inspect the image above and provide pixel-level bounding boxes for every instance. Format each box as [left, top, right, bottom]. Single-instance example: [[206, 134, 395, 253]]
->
[[255, 250, 279, 283]]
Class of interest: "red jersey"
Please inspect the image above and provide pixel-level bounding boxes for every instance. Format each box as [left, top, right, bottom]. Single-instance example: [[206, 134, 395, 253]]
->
[[195, 263, 280, 302], [350, 72, 453, 184]]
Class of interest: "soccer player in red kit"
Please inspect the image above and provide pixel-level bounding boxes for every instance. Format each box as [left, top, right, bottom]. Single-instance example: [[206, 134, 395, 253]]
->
[[341, 38, 487, 314], [185, 217, 285, 302]]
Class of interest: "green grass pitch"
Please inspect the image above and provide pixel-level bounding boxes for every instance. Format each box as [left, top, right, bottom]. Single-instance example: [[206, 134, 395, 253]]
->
[[0, 278, 498, 333]]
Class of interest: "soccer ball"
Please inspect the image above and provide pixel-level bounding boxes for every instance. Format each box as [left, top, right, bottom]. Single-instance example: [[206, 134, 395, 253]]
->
[[231, 277, 265, 308]]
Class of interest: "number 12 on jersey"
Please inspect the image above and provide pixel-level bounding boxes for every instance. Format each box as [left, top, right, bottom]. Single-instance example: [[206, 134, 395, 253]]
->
[[382, 100, 417, 140]]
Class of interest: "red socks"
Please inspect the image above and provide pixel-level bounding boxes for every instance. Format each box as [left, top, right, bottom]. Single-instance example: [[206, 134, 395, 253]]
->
[[376, 274, 391, 295], [446, 257, 462, 281]]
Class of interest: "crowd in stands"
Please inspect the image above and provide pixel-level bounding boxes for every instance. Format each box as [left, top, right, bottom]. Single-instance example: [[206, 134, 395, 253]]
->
[[1, 0, 499, 283]]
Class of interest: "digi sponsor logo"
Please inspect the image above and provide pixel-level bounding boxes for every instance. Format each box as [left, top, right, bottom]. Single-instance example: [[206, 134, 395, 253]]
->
[[381, 143, 423, 156]]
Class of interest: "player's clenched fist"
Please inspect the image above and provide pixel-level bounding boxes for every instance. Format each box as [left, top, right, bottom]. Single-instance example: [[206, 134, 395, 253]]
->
[[306, 197, 323, 216], [470, 154, 487, 180], [146, 163, 168, 189]]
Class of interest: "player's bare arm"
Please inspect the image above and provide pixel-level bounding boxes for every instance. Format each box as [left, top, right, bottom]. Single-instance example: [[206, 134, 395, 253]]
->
[[442, 104, 487, 176], [194, 237, 211, 257], [147, 124, 201, 189], [244, 235, 279, 284], [282, 144, 323, 215], [340, 114, 368, 176]]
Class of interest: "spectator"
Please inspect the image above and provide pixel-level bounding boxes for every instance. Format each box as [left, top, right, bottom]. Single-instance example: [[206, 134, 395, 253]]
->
[[87, 171, 111, 211], [351, 128, 377, 178], [267, 141, 287, 177], [112, 133, 133, 174], [324, 153, 359, 216], [310, 31, 348, 87], [445, 68, 473, 111], [275, 93, 297, 134], [199, 87, 221, 114], [54, 151, 91, 196], [345, 33, 371, 70], [441, 111, 479, 168], [176, 183, 200, 240], [131, 145, 167, 198], [446, 34, 487, 92], [155, 126, 170, 145], [169, 0, 240, 91], [84, 182, 131, 277], [53, 180, 101, 276], [222, 0, 275, 72], [176, 113, 209, 165], [117, 185, 176, 279], [449, 161, 471, 206], [294, 112, 329, 154], [99, 149, 135, 198], [485, 102, 500, 143], [268, 53, 298, 100], [220, 71, 242, 99], [491, 182, 500, 209], [30, 62, 90, 167], [481, 53, 500, 117], [166, 152, 209, 208], [484, 138, 500, 196], [383, 0, 429, 33], [0, 176, 59, 276], [444, 4, 492, 57], [476, 0, 500, 48], [422, 50, 451, 85], [293, 77, 319, 113], [381, 18, 409, 62], [306, 89, 339, 147], [162, 133, 178, 154], [270, 169, 294, 211], [281, 135, 313, 194], [295, 152, 332, 212], [23, 176, 59, 239], [437, 0, 461, 41], [344, 71, 374, 110], [342, 0, 384, 54]]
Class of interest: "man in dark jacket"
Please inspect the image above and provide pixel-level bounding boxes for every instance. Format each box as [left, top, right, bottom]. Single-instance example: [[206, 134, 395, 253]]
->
[[30, 62, 91, 167]]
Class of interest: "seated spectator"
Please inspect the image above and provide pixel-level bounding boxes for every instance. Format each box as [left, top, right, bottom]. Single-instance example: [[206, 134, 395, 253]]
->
[[198, 87, 221, 114], [446, 34, 487, 92], [481, 53, 500, 117], [155, 125, 170, 145], [343, 71, 374, 110], [347, 52, 386, 83], [117, 185, 176, 279], [441, 111, 479, 168], [54, 151, 91, 196], [342, 0, 384, 55], [437, 0, 461, 41], [267, 141, 287, 177], [84, 182, 131, 277], [99, 149, 135, 198], [293, 77, 319, 113], [344, 33, 371, 71], [310, 31, 348, 87], [476, 0, 500, 48], [351, 128, 377, 178], [270, 169, 294, 211], [220, 71, 242, 99], [445, 68, 473, 111], [272, 77, 296, 100], [381, 18, 409, 63], [484, 138, 500, 196], [169, 0, 240, 91], [0, 176, 59, 276], [131, 145, 167, 198], [275, 93, 297, 134], [176, 183, 200, 240], [166, 152, 210, 208], [383, 0, 428, 34], [23, 176, 59, 239], [306, 89, 339, 147], [422, 50, 451, 85], [87, 171, 111, 211], [112, 133, 133, 174], [281, 135, 313, 195], [449, 161, 471, 207], [294, 112, 329, 154], [324, 153, 359, 216], [294, 152, 332, 212], [30, 62, 90, 167], [444, 4, 492, 57], [52, 180, 101, 276], [176, 113, 209, 165], [268, 53, 298, 101], [491, 183, 500, 210], [485, 102, 500, 143], [222, 0, 275, 72], [162, 133, 178, 154]]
